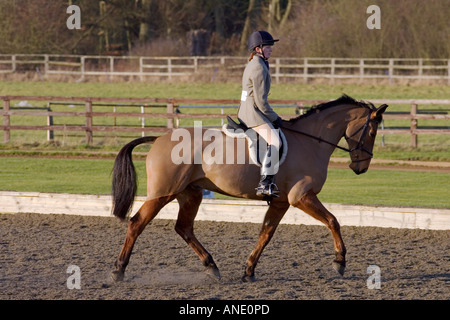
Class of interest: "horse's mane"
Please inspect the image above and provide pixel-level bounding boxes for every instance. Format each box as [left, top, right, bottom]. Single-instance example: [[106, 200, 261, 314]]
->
[[288, 94, 375, 123]]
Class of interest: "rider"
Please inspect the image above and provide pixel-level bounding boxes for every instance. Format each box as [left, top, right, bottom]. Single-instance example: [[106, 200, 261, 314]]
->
[[237, 30, 283, 199]]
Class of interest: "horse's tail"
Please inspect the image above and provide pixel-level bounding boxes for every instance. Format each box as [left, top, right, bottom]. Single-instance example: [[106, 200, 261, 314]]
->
[[112, 136, 155, 220]]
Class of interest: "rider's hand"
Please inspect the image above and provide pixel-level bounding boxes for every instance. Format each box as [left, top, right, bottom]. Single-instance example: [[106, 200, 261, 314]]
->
[[272, 117, 283, 129]]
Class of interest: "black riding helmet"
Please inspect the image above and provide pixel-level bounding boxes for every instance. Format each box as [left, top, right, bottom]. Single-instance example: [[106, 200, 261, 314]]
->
[[247, 30, 279, 52]]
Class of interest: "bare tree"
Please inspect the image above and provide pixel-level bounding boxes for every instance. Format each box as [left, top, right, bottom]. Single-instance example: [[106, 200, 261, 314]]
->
[[138, 0, 152, 43], [268, 0, 292, 33], [240, 0, 261, 52]]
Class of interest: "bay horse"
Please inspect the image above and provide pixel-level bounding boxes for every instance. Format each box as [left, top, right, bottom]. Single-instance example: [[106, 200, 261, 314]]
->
[[110, 95, 388, 282]]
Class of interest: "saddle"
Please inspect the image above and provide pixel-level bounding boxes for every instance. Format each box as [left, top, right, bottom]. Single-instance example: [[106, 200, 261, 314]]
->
[[222, 116, 288, 166]]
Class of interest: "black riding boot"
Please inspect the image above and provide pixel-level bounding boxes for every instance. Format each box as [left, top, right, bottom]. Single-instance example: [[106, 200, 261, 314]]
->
[[255, 145, 280, 198], [255, 175, 279, 198]]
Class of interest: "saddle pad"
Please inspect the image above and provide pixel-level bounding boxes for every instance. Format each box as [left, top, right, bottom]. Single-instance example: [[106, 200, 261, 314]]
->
[[221, 124, 288, 167]]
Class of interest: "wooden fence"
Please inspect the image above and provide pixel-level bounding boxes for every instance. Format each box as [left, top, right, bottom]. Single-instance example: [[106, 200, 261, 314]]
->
[[0, 54, 449, 83], [1, 95, 449, 147]]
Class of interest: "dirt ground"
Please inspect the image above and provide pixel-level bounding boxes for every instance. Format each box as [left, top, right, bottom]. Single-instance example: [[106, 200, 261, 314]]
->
[[0, 212, 448, 300]]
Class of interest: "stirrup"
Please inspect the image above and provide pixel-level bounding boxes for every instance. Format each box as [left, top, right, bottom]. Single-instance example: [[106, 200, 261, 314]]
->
[[255, 182, 280, 198]]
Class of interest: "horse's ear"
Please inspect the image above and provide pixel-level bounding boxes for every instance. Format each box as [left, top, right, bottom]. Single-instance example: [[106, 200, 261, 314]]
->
[[376, 104, 388, 116], [371, 104, 388, 121]]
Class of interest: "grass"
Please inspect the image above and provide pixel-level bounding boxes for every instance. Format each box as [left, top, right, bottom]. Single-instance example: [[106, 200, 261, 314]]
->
[[1, 80, 449, 100], [0, 157, 117, 195], [0, 157, 448, 208], [319, 168, 450, 208]]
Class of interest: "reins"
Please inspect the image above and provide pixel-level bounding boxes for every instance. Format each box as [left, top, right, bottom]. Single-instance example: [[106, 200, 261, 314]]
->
[[281, 112, 374, 161], [282, 126, 352, 153]]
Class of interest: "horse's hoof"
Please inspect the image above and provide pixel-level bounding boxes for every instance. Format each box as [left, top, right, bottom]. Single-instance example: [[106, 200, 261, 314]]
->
[[205, 266, 221, 281], [332, 261, 346, 276], [241, 274, 256, 283], [110, 270, 124, 282]]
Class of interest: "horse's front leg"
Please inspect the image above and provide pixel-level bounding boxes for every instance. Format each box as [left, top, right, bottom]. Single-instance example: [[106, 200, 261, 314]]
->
[[291, 189, 346, 275], [242, 201, 290, 282]]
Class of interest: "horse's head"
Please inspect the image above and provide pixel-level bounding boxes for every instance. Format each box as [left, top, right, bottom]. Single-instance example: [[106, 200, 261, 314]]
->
[[345, 104, 388, 174]]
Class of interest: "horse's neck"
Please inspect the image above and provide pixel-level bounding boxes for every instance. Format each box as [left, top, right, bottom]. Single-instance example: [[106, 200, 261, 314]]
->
[[292, 105, 367, 150]]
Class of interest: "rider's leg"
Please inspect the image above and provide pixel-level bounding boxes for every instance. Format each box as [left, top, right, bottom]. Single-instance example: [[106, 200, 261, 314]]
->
[[252, 122, 281, 198]]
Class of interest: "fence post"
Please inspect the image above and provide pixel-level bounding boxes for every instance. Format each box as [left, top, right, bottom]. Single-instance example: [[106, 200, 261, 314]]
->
[[448, 59, 450, 85], [47, 106, 54, 141], [80, 56, 86, 81], [11, 55, 16, 72], [167, 103, 174, 129], [168, 58, 172, 81], [3, 98, 10, 143], [139, 57, 144, 81], [194, 57, 198, 73], [303, 58, 308, 83], [109, 56, 114, 81], [85, 100, 93, 145], [141, 105, 145, 137], [359, 59, 364, 83], [330, 58, 335, 84], [410, 103, 418, 148], [44, 54, 49, 79], [275, 58, 280, 84], [418, 58, 423, 79], [388, 59, 394, 83]]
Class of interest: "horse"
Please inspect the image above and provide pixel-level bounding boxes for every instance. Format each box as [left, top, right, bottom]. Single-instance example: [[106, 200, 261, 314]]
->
[[110, 95, 388, 282]]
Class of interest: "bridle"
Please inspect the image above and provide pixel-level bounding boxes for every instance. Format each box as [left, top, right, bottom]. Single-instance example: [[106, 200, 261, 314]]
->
[[282, 111, 376, 164], [344, 112, 375, 163]]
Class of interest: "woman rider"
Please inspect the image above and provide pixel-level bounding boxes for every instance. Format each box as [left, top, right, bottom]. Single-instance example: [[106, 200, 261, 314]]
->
[[237, 30, 283, 199]]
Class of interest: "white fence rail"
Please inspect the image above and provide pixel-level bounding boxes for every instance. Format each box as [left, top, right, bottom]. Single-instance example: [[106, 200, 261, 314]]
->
[[0, 54, 449, 83], [1, 192, 449, 230]]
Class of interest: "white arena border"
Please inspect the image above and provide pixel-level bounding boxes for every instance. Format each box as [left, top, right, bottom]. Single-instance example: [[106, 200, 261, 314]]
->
[[0, 191, 449, 230]]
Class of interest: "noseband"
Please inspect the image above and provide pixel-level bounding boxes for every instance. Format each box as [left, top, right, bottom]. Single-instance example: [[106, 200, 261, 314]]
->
[[283, 111, 376, 164]]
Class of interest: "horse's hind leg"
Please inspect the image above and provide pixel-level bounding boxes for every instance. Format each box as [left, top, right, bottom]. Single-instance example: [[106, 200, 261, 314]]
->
[[292, 189, 346, 276], [175, 186, 221, 279], [111, 195, 175, 281]]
